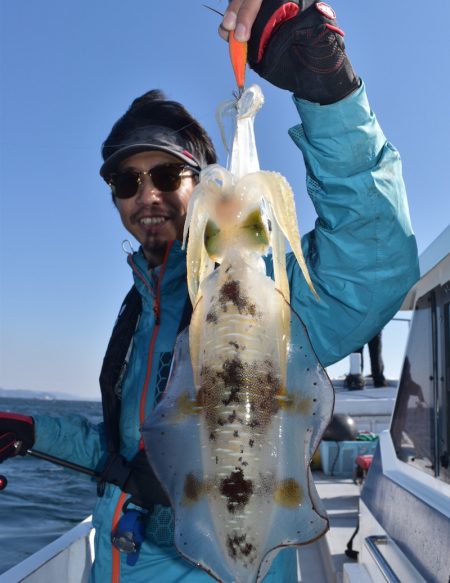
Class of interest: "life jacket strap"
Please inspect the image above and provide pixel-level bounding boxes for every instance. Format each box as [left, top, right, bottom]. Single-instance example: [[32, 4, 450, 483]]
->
[[98, 449, 170, 510]]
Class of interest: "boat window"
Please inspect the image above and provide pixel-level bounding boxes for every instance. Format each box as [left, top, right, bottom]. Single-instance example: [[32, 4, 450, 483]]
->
[[439, 293, 450, 482], [391, 290, 436, 477], [391, 280, 450, 483]]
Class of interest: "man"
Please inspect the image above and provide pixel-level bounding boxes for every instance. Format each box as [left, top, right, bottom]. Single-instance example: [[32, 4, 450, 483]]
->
[[0, 1, 419, 581], [345, 330, 387, 390]]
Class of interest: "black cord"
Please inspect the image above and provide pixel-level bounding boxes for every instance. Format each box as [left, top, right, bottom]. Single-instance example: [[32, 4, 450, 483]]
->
[[345, 520, 359, 560], [330, 440, 341, 476]]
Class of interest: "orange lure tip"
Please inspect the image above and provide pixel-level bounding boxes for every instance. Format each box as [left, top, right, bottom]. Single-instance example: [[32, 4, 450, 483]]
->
[[229, 30, 247, 91]]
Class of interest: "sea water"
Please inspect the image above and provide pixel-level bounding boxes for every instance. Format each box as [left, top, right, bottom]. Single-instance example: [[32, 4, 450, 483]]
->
[[0, 397, 102, 575]]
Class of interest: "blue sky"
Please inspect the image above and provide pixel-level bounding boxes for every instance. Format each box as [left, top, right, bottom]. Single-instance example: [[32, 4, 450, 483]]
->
[[1, 1, 449, 399]]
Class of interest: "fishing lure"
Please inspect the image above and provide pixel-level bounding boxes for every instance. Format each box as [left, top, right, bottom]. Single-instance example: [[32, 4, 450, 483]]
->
[[142, 83, 334, 582], [229, 30, 247, 96]]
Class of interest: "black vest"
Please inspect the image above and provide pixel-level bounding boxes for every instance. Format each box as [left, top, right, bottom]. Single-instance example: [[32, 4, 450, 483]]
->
[[97, 285, 191, 509]]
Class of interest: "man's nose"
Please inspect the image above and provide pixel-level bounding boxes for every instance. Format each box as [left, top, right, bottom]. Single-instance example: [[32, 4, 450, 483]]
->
[[136, 175, 162, 202]]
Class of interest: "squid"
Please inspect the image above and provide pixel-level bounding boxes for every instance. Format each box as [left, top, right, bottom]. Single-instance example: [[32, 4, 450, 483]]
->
[[142, 85, 334, 582]]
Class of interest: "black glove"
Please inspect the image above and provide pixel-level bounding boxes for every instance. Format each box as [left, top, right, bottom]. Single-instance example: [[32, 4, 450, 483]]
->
[[0, 412, 34, 462], [248, 0, 360, 104]]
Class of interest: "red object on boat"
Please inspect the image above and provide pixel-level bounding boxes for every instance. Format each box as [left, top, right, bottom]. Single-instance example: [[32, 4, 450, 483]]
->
[[356, 454, 373, 472]]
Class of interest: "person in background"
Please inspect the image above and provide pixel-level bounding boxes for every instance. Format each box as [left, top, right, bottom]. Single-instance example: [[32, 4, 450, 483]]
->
[[344, 330, 387, 390], [0, 1, 419, 581]]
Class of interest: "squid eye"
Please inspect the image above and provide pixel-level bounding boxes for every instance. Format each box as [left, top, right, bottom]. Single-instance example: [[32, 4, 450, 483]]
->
[[204, 220, 221, 260], [240, 210, 270, 246]]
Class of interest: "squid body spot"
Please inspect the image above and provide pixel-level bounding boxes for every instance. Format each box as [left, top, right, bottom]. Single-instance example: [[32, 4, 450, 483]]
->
[[274, 479, 304, 507], [183, 472, 204, 505], [226, 532, 256, 563], [176, 393, 199, 416], [220, 468, 254, 513], [297, 397, 313, 415]]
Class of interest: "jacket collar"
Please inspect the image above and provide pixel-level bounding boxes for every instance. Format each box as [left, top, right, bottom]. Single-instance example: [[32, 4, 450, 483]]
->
[[127, 240, 187, 299]]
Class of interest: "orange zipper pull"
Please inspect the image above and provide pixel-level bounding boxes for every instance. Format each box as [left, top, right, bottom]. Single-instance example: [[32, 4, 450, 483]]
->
[[229, 30, 247, 95]]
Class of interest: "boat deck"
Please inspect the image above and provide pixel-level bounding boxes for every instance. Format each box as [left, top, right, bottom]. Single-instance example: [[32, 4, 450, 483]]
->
[[296, 377, 397, 582], [297, 472, 361, 583], [332, 377, 398, 434]]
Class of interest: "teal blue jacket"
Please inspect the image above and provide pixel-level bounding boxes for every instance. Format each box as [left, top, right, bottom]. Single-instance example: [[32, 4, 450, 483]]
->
[[34, 83, 419, 582]]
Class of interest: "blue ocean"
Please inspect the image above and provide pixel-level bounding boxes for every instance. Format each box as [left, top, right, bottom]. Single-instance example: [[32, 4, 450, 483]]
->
[[0, 397, 102, 575]]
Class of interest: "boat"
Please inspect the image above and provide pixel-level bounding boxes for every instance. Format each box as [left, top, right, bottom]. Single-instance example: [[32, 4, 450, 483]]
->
[[1, 226, 448, 583], [344, 224, 450, 583]]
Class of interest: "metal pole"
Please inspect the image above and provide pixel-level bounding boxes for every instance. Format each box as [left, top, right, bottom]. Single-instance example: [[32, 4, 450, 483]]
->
[[27, 449, 99, 479]]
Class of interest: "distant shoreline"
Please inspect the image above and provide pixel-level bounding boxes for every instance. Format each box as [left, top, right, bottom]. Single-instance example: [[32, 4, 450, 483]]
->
[[0, 388, 100, 402]]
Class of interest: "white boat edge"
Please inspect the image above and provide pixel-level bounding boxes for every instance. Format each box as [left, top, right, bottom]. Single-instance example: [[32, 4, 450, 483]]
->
[[0, 517, 94, 583]]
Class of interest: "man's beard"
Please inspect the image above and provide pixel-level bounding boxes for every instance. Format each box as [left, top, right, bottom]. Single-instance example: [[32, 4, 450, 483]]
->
[[143, 239, 170, 267]]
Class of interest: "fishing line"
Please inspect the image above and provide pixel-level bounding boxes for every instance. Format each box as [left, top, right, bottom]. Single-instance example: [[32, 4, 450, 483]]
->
[[202, 4, 224, 17]]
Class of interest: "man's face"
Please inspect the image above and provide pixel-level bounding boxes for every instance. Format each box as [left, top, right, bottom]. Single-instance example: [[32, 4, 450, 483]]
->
[[114, 150, 198, 266]]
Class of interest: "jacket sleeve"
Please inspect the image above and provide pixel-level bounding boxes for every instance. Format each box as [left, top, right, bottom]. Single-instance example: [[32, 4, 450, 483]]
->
[[32, 414, 106, 472], [269, 81, 419, 367]]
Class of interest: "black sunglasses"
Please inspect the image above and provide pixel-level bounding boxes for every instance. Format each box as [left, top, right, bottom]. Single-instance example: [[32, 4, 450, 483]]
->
[[107, 163, 199, 199]]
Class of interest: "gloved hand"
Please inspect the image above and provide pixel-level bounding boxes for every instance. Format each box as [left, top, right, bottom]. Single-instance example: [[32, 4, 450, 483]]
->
[[246, 0, 360, 104], [0, 413, 34, 462]]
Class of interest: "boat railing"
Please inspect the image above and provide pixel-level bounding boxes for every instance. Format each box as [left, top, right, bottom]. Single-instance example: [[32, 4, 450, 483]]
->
[[0, 516, 94, 583]]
